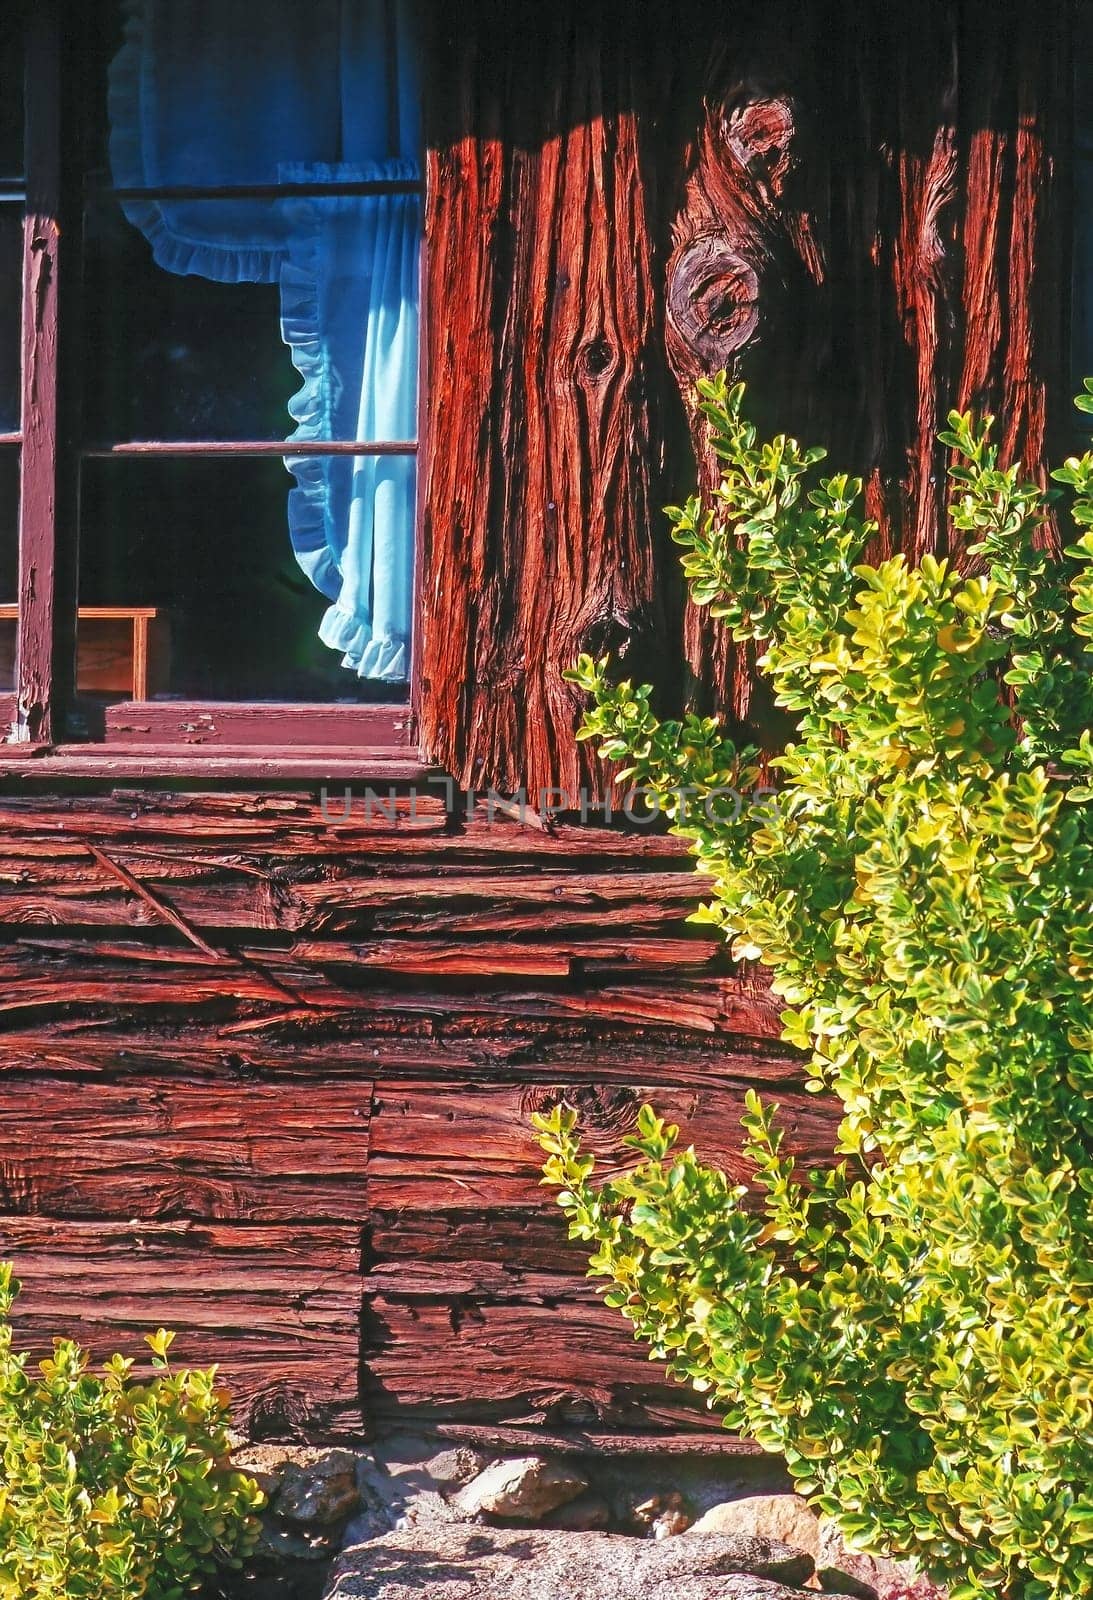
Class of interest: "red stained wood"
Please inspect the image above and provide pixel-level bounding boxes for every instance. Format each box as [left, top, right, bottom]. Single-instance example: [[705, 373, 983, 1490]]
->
[[0, 1078, 372, 1223], [0, 771, 795, 1439], [0, 0, 1074, 1453], [15, 2, 65, 745], [102, 701, 414, 748], [0, 748, 431, 781], [0, 1218, 364, 1439], [419, 3, 670, 800], [362, 1271, 708, 1432], [410, 0, 1068, 763], [431, 1423, 763, 1457]]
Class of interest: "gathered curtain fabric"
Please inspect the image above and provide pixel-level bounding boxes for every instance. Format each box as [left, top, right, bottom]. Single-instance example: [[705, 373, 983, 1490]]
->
[[109, 0, 421, 681]]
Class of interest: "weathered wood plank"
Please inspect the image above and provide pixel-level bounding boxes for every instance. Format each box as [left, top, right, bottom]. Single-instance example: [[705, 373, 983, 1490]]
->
[[367, 1077, 832, 1214], [419, 1, 673, 799], [0, 1023, 796, 1087], [362, 1279, 709, 1432], [431, 1423, 764, 1457], [0, 1078, 372, 1222], [0, 1219, 364, 1439]]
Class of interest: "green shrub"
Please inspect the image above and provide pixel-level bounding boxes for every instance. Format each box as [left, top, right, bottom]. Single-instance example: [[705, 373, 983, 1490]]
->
[[536, 377, 1093, 1600], [0, 1263, 264, 1599]]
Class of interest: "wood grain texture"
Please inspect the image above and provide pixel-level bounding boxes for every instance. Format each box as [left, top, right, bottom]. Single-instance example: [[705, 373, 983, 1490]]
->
[[663, 0, 1071, 719], [0, 1218, 363, 1440], [0, 781, 797, 1439], [0, 1077, 372, 1222], [419, 1, 672, 800], [0, 0, 1074, 1452], [419, 0, 1071, 784]]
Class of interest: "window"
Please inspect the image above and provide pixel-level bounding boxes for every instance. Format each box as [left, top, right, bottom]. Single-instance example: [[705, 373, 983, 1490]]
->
[[2, 0, 425, 764], [1076, 36, 1093, 404]]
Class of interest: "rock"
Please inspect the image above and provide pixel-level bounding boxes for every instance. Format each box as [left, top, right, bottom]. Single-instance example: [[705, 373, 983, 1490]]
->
[[339, 1505, 397, 1550], [652, 1503, 693, 1539], [253, 1519, 342, 1564], [817, 1524, 947, 1600], [545, 1491, 612, 1531], [277, 1450, 362, 1531], [690, 1494, 821, 1559], [638, 1491, 693, 1539], [424, 1446, 491, 1494], [454, 1455, 589, 1521], [323, 1524, 819, 1598]]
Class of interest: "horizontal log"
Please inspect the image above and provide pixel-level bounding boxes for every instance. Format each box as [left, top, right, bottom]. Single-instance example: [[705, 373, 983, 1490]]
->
[[292, 871, 705, 933], [0, 1078, 373, 1222], [0, 1024, 798, 1088], [0, 788, 448, 849], [367, 1077, 833, 1216], [362, 1283, 708, 1431], [0, 1218, 364, 1439], [0, 794, 695, 862], [282, 936, 727, 980], [0, 943, 771, 1039], [0, 866, 715, 943], [430, 1423, 765, 1456]]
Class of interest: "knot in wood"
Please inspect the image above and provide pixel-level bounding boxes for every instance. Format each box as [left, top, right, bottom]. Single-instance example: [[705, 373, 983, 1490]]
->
[[524, 1084, 640, 1154], [581, 336, 614, 378], [724, 96, 798, 197], [667, 233, 760, 371]]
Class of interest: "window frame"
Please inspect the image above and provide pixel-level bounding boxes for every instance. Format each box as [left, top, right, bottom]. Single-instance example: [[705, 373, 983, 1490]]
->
[[1, 0, 430, 778]]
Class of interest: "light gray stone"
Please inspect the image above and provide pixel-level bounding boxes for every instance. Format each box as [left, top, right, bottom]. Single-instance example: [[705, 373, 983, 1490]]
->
[[454, 1455, 589, 1521], [326, 1524, 819, 1598], [690, 1494, 821, 1558], [817, 1523, 947, 1600], [424, 1446, 491, 1494]]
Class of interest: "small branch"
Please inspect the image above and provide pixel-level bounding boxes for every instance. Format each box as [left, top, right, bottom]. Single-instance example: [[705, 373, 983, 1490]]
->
[[86, 843, 222, 959], [84, 841, 313, 1011]]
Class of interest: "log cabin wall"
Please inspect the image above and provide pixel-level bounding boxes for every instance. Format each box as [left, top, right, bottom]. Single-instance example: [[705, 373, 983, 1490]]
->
[[0, 784, 816, 1444], [0, 0, 1077, 1446]]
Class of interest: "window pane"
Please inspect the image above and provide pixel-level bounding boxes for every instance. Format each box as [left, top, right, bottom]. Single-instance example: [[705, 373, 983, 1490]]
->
[[87, 1, 420, 187], [0, 209, 22, 435], [0, 17, 23, 181], [80, 456, 414, 701], [83, 197, 292, 442], [83, 190, 421, 444], [0, 450, 19, 692], [1076, 48, 1093, 400]]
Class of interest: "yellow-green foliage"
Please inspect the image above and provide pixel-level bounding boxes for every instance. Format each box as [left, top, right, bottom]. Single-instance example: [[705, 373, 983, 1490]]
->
[[0, 1264, 264, 1600], [537, 377, 1093, 1600]]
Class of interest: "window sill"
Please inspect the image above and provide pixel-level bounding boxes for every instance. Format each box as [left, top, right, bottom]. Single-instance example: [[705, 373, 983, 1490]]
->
[[0, 741, 433, 784], [0, 697, 433, 782]]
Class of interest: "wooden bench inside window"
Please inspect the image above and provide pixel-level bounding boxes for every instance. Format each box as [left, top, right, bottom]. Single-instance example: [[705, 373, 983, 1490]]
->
[[0, 607, 170, 700]]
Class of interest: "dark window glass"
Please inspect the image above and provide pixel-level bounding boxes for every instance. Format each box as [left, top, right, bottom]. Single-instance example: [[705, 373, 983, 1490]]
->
[[82, 197, 292, 443], [80, 456, 409, 701], [0, 450, 19, 691], [1075, 47, 1093, 398], [0, 208, 22, 434], [0, 18, 23, 182]]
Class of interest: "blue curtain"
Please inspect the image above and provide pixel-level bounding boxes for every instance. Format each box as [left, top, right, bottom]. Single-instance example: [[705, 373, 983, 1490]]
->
[[109, 0, 421, 682]]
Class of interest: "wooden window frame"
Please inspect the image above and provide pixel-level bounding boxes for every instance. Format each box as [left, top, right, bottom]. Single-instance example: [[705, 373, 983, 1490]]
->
[[0, 0, 430, 780]]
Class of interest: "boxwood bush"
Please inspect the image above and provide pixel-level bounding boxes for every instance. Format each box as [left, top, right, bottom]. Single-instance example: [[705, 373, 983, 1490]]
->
[[0, 1264, 263, 1599], [537, 378, 1093, 1600]]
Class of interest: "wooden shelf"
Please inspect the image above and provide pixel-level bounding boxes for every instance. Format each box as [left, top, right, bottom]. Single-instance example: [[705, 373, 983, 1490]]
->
[[0, 606, 170, 700]]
